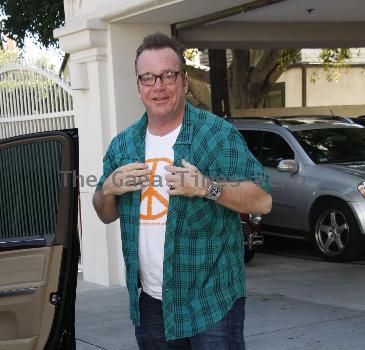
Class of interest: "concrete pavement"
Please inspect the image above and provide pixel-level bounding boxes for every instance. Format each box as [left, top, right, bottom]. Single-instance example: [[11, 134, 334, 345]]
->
[[75, 253, 365, 349]]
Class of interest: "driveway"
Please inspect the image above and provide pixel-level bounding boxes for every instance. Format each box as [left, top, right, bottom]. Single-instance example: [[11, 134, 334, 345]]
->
[[76, 253, 365, 349]]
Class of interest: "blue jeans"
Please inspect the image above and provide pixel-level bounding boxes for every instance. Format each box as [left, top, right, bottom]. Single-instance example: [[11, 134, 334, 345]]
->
[[135, 291, 246, 350]]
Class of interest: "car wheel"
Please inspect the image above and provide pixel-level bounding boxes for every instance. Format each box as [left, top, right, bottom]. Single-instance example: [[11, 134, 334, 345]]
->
[[313, 200, 364, 262], [244, 249, 256, 263]]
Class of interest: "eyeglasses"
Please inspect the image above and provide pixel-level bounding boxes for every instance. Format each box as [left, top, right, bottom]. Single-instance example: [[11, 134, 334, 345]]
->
[[137, 70, 182, 86]]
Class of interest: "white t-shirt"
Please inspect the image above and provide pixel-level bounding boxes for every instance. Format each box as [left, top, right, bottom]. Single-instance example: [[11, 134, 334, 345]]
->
[[138, 125, 181, 300]]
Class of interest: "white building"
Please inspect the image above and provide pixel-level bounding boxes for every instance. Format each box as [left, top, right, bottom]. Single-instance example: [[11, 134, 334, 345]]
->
[[276, 49, 365, 110], [54, 0, 365, 286]]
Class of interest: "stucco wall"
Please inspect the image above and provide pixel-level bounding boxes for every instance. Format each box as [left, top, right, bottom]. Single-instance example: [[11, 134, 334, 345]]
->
[[277, 68, 302, 107], [306, 66, 365, 106], [277, 65, 365, 108], [109, 23, 170, 132]]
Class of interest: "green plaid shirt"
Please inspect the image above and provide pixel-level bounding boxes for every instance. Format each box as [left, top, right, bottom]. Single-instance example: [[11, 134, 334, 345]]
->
[[97, 102, 271, 340]]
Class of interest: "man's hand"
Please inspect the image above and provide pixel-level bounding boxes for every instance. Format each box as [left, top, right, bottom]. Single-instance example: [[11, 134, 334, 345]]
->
[[93, 162, 151, 224], [102, 162, 151, 196], [165, 160, 272, 214], [165, 159, 207, 197]]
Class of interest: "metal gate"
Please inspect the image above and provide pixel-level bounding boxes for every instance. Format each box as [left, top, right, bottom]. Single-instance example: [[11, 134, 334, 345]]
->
[[0, 63, 83, 266], [0, 64, 74, 139]]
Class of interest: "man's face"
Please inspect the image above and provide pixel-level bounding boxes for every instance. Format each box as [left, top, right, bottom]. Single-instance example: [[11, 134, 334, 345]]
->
[[136, 48, 188, 121]]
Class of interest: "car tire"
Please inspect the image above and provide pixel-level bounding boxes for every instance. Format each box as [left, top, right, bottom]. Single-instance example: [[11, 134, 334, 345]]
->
[[244, 249, 256, 263], [312, 200, 364, 262]]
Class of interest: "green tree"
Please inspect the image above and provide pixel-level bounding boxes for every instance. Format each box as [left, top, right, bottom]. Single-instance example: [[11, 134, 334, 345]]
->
[[0, 0, 64, 48], [0, 47, 21, 66]]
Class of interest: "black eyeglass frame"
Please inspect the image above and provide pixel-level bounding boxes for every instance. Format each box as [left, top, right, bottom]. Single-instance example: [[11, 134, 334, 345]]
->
[[137, 70, 183, 86]]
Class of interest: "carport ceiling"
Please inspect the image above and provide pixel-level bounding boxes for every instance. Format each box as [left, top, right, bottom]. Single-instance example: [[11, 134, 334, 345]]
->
[[119, 0, 365, 48]]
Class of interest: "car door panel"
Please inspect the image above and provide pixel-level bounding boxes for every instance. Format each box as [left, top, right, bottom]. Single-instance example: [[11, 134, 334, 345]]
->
[[0, 338, 37, 350], [265, 168, 304, 230], [259, 131, 304, 231], [0, 130, 79, 350], [0, 246, 62, 349]]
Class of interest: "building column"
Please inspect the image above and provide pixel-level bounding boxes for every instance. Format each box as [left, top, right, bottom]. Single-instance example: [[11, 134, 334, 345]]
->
[[55, 20, 170, 286]]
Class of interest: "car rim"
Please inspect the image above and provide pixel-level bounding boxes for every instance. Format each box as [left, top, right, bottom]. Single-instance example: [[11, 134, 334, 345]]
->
[[315, 209, 350, 256]]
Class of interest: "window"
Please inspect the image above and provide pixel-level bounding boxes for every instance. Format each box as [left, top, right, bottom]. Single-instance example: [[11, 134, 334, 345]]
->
[[261, 132, 294, 168], [293, 128, 365, 164], [239, 130, 262, 160], [263, 82, 285, 108], [0, 140, 62, 239]]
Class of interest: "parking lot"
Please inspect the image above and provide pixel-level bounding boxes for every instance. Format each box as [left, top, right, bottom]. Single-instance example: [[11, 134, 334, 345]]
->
[[76, 247, 365, 350]]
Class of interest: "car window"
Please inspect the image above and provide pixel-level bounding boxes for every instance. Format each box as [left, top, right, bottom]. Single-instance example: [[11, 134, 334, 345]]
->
[[0, 140, 61, 241], [261, 132, 294, 168], [293, 127, 365, 164], [239, 130, 262, 160]]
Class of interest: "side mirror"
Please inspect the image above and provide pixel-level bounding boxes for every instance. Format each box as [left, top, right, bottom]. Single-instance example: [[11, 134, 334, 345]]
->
[[277, 159, 299, 173]]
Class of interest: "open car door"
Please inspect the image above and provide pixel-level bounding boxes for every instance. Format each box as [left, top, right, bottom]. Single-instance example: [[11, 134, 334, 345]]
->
[[0, 129, 79, 350]]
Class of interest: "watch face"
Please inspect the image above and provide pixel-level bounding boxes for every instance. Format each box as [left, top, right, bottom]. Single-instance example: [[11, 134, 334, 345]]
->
[[207, 182, 222, 200], [211, 187, 221, 197]]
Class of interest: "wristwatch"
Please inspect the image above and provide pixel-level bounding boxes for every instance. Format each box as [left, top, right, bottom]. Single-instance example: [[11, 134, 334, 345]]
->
[[205, 180, 223, 201]]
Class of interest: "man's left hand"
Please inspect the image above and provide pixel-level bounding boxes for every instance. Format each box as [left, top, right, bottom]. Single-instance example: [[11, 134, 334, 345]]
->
[[165, 159, 207, 197]]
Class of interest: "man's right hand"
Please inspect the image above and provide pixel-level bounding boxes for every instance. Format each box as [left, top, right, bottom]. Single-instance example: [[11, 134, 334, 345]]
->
[[102, 162, 151, 196], [93, 163, 150, 224]]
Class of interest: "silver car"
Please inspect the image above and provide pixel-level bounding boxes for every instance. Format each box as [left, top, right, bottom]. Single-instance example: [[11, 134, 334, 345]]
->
[[230, 116, 365, 262]]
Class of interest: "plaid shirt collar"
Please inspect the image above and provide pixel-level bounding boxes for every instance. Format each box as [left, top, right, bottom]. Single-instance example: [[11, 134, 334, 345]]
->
[[132, 102, 194, 159]]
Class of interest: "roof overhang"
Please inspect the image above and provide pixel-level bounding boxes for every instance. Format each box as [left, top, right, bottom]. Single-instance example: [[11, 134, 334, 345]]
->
[[176, 22, 365, 49], [115, 0, 365, 48]]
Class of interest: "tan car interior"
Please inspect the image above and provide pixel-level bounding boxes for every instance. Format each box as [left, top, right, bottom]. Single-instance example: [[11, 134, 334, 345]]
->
[[0, 246, 62, 350]]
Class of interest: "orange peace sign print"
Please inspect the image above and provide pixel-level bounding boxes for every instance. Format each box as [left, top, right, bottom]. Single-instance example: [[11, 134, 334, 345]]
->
[[140, 157, 172, 220]]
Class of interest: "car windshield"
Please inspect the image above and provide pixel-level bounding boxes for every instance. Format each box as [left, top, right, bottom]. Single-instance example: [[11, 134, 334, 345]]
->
[[293, 127, 365, 164]]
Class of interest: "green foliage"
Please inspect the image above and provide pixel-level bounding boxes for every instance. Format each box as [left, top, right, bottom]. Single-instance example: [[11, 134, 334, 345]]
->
[[0, 0, 64, 48], [319, 48, 352, 66], [278, 49, 301, 69], [184, 49, 199, 62], [0, 47, 57, 72], [0, 48, 59, 101], [311, 48, 352, 83], [0, 61, 68, 116], [0, 48, 21, 65]]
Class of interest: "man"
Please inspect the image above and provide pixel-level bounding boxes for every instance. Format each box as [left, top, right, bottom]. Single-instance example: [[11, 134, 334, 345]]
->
[[93, 32, 272, 349]]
